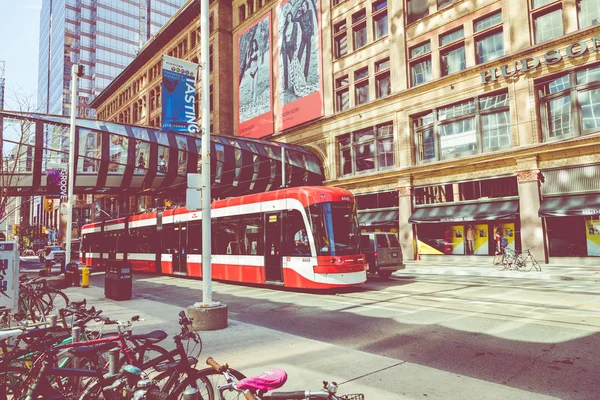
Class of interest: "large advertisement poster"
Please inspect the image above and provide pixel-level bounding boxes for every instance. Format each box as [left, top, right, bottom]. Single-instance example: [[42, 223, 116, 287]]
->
[[277, 0, 323, 130], [46, 168, 67, 200], [161, 55, 199, 134], [238, 14, 273, 138]]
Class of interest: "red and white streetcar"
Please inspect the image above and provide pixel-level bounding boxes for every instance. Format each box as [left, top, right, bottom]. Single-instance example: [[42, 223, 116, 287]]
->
[[81, 187, 367, 289]]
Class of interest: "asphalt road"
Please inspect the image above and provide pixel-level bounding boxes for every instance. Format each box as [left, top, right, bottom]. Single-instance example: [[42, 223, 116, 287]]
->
[[99, 273, 600, 400]]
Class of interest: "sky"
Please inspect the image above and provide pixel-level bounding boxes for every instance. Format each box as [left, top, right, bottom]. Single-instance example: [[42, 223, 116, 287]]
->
[[0, 0, 42, 110]]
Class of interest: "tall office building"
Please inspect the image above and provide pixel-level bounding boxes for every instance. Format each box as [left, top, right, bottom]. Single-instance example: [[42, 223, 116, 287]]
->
[[37, 0, 187, 117]]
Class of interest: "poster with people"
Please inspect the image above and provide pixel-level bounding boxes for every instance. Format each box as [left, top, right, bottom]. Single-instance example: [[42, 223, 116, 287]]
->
[[237, 13, 273, 138], [585, 219, 600, 256], [277, 0, 323, 130], [161, 55, 199, 134]]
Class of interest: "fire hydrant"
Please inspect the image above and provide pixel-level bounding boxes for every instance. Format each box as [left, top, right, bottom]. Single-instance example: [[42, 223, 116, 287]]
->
[[81, 265, 90, 288]]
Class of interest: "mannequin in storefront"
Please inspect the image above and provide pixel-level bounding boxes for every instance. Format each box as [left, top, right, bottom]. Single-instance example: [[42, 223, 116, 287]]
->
[[466, 224, 475, 255]]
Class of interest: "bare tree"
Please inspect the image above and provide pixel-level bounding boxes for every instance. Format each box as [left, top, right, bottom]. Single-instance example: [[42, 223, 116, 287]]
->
[[0, 90, 38, 239]]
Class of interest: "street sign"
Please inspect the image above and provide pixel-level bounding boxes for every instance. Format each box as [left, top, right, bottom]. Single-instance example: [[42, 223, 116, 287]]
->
[[0, 241, 19, 312]]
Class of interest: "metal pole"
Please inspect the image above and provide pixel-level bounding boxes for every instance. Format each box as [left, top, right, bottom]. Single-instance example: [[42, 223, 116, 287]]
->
[[281, 147, 286, 188], [72, 326, 81, 369], [65, 65, 80, 268], [200, 0, 212, 305], [108, 348, 120, 376]]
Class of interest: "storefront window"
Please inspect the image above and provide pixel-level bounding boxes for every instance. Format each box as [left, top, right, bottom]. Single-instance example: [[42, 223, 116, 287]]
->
[[417, 221, 518, 256], [538, 65, 600, 141], [577, 0, 600, 29], [415, 177, 518, 205], [413, 91, 511, 162], [546, 216, 600, 256], [338, 122, 394, 176]]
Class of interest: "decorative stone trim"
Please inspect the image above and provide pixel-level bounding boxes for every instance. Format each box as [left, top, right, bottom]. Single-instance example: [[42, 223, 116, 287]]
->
[[515, 169, 543, 183], [397, 186, 412, 197]]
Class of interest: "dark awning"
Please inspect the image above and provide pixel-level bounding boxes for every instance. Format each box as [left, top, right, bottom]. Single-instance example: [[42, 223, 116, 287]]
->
[[539, 193, 600, 217], [358, 209, 399, 227], [409, 200, 519, 224]]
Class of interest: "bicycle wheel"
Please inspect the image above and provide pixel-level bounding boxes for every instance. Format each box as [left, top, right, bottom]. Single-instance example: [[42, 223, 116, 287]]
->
[[133, 344, 176, 379], [19, 296, 46, 323], [515, 255, 531, 271], [160, 366, 247, 400], [531, 257, 542, 272], [493, 254, 505, 270], [39, 289, 70, 315]]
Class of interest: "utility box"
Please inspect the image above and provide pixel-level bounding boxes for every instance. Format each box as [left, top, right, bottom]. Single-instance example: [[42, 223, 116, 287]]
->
[[0, 242, 19, 312], [104, 261, 132, 301]]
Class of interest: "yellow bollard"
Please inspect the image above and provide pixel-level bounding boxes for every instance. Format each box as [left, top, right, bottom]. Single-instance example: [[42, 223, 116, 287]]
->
[[81, 265, 90, 288]]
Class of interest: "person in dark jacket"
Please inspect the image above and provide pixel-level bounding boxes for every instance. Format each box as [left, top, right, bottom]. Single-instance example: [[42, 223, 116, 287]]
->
[[293, 1, 314, 80], [281, 11, 298, 91]]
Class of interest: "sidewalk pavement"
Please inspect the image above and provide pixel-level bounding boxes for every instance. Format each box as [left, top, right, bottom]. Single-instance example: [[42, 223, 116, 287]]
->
[[396, 261, 600, 282], [55, 273, 560, 400]]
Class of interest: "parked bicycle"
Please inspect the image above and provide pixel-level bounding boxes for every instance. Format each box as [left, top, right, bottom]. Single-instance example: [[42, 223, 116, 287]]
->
[[514, 247, 542, 272], [493, 247, 542, 272], [82, 311, 246, 400], [493, 247, 517, 271], [206, 357, 364, 400]]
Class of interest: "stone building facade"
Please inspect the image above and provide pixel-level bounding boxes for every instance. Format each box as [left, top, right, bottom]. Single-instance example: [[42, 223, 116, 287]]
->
[[91, 0, 600, 265]]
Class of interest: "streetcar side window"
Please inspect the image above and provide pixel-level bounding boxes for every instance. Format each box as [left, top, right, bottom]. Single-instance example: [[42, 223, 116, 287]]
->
[[212, 216, 241, 255], [242, 213, 263, 255], [129, 225, 156, 253], [187, 220, 202, 254], [162, 224, 178, 254], [284, 210, 309, 256]]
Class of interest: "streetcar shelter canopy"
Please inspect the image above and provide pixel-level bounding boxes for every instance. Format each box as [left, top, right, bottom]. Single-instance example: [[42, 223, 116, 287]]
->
[[0, 111, 324, 197]]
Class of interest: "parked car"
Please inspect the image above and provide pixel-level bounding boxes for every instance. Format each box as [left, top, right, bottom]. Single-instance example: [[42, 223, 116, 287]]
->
[[21, 249, 36, 257], [360, 232, 404, 279], [40, 246, 66, 266]]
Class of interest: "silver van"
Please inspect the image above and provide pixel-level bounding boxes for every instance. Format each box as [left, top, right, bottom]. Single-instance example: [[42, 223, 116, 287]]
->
[[360, 232, 404, 278]]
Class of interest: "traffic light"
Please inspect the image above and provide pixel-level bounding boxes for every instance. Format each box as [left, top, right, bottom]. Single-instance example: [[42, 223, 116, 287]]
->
[[12, 224, 19, 235], [44, 198, 54, 212], [42, 226, 47, 234]]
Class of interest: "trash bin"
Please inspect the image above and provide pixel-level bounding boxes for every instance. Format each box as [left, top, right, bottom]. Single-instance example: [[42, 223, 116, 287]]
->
[[65, 262, 80, 287], [105, 261, 132, 301]]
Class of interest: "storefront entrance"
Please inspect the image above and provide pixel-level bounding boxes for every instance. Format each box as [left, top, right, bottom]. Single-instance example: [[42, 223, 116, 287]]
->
[[410, 200, 520, 257]]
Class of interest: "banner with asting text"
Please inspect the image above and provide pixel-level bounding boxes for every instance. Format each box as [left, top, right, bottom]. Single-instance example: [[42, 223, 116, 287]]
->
[[162, 55, 199, 134]]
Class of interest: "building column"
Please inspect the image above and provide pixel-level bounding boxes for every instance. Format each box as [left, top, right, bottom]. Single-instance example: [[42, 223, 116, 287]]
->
[[398, 181, 415, 261], [516, 169, 547, 263]]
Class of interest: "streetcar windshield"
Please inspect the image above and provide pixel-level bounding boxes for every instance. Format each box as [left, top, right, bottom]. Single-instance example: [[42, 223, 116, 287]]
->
[[308, 202, 360, 256]]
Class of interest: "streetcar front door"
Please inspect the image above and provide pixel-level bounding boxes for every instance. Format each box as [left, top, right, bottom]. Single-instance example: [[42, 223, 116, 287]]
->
[[264, 212, 283, 282], [173, 222, 187, 275]]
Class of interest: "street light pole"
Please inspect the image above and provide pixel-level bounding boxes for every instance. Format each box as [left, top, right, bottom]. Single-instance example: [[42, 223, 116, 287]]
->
[[65, 64, 84, 268], [200, 0, 212, 305]]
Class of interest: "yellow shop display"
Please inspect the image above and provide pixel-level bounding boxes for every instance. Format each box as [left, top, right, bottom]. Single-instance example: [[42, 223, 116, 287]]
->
[[585, 219, 600, 256], [474, 224, 489, 255], [451, 225, 465, 255]]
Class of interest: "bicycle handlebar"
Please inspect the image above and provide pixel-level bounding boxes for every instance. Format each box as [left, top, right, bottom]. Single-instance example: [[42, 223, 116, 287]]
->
[[206, 357, 223, 372]]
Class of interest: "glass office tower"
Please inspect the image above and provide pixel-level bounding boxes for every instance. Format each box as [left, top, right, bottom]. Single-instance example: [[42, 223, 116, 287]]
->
[[37, 0, 187, 117]]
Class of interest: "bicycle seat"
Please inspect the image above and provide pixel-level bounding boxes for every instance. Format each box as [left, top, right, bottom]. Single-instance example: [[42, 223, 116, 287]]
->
[[236, 369, 288, 392], [68, 342, 119, 358], [130, 330, 168, 343], [70, 299, 87, 308]]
